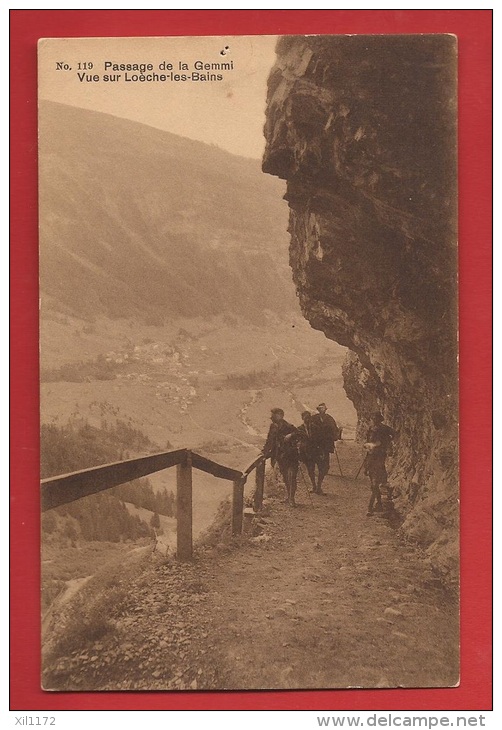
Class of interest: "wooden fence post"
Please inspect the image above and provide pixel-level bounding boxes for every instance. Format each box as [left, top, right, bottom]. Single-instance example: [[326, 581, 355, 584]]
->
[[176, 450, 193, 560], [253, 459, 266, 512], [232, 477, 245, 536]]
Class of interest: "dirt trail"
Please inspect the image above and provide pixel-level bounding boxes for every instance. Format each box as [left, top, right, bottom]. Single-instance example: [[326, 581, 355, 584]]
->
[[200, 443, 459, 690], [43, 444, 458, 691]]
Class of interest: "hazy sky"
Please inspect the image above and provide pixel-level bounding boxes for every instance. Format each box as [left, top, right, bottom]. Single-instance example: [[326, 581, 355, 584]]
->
[[38, 35, 279, 159]]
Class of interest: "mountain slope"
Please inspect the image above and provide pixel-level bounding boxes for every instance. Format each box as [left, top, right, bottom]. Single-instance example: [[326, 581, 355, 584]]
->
[[39, 101, 295, 322]]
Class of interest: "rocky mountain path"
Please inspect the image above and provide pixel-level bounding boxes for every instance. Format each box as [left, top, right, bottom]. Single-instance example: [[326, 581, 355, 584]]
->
[[44, 444, 458, 691], [201, 443, 459, 690]]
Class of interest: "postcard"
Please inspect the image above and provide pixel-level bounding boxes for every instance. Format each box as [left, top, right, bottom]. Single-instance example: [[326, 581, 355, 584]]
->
[[38, 34, 458, 691]]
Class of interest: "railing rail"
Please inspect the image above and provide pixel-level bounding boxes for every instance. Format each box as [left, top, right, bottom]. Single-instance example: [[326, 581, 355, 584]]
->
[[41, 447, 266, 559]]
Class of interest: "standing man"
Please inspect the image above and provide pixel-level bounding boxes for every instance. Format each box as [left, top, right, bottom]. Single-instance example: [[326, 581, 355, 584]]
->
[[364, 411, 396, 516], [311, 403, 339, 494], [297, 411, 323, 493], [262, 408, 299, 507]]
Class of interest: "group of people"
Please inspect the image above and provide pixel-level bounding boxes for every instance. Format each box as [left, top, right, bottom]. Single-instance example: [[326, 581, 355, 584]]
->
[[262, 404, 396, 515], [262, 403, 341, 507]]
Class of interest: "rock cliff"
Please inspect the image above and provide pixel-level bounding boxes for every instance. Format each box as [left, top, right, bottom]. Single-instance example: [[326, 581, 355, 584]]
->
[[263, 35, 458, 584]]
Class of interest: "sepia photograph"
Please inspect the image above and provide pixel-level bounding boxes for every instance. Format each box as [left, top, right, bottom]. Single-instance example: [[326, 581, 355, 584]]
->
[[38, 33, 459, 692]]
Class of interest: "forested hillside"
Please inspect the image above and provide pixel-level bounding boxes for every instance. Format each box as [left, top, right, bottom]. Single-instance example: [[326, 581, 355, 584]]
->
[[41, 418, 175, 544]]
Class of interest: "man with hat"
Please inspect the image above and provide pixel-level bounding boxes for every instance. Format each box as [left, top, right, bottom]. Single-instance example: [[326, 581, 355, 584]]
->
[[311, 403, 340, 494], [364, 411, 396, 516], [262, 408, 299, 507]]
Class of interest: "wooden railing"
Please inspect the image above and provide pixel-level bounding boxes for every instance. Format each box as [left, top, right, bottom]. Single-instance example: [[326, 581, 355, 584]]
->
[[41, 448, 266, 560]]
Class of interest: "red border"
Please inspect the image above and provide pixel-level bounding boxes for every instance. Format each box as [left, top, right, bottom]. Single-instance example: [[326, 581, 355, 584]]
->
[[10, 10, 492, 711]]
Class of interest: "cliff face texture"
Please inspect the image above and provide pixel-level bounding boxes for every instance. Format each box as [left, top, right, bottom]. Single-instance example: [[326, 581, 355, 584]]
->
[[263, 35, 458, 585]]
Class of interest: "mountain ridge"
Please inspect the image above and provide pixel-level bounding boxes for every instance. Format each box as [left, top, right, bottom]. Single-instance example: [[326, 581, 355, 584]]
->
[[39, 100, 296, 323]]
